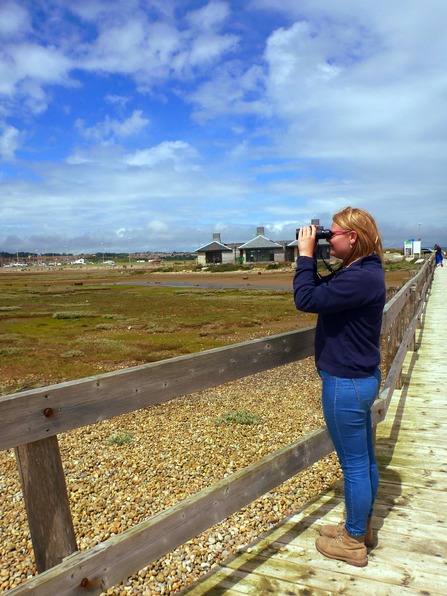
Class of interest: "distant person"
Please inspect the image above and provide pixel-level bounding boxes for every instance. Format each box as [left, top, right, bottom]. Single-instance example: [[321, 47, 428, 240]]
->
[[434, 244, 443, 267], [294, 207, 386, 567]]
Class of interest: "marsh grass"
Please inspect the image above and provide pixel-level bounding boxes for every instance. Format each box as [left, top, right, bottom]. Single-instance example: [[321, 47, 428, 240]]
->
[[62, 350, 85, 358], [53, 311, 98, 319], [0, 268, 320, 391], [0, 347, 23, 356]]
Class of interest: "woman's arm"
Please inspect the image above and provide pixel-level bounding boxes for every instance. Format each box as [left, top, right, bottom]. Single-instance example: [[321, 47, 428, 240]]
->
[[293, 259, 384, 315]]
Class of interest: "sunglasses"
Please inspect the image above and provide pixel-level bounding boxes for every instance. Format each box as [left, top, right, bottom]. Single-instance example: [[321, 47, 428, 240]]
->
[[330, 230, 351, 237]]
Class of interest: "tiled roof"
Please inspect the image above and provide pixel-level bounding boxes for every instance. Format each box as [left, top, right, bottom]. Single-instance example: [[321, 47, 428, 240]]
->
[[238, 235, 283, 249], [197, 241, 232, 252]]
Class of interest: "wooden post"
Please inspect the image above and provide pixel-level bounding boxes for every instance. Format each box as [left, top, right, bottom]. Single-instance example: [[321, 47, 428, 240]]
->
[[396, 306, 403, 389], [408, 284, 417, 352], [14, 435, 77, 573]]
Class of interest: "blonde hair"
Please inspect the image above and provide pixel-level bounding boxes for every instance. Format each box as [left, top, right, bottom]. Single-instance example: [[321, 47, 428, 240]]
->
[[332, 206, 383, 266]]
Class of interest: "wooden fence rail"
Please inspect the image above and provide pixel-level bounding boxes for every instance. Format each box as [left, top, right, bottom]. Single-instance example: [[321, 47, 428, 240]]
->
[[1, 256, 436, 596]]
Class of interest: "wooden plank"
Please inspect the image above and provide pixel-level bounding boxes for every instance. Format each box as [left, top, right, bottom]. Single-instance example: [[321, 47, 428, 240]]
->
[[14, 435, 77, 573], [255, 536, 447, 592], [378, 465, 447, 486], [0, 327, 315, 451], [271, 491, 447, 536], [375, 453, 447, 470], [268, 514, 447, 559], [180, 566, 334, 596], [314, 502, 447, 532], [6, 426, 336, 596], [374, 444, 447, 460], [266, 534, 446, 577], [378, 432, 447, 447], [223, 551, 430, 596], [328, 479, 447, 507]]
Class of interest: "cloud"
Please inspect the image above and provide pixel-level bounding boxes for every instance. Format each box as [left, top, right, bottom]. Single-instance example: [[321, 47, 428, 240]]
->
[[105, 94, 132, 112], [187, 61, 267, 122], [0, 1, 31, 36], [76, 110, 150, 143], [185, 0, 231, 30], [0, 41, 77, 113], [0, 124, 21, 160], [0, 1, 239, 116], [124, 140, 197, 169]]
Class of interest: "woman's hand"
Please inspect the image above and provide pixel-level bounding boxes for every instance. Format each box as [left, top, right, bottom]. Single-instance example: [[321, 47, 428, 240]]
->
[[298, 225, 317, 258]]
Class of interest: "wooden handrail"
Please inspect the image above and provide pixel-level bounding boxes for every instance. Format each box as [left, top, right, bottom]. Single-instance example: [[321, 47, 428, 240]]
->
[[0, 328, 315, 452]]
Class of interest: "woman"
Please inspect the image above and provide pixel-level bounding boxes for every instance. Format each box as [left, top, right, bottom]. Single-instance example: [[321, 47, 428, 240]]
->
[[434, 244, 443, 267], [293, 207, 386, 568]]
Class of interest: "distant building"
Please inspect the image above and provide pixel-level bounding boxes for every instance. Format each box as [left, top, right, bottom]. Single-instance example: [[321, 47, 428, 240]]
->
[[196, 224, 332, 266], [196, 234, 234, 265], [238, 227, 284, 263]]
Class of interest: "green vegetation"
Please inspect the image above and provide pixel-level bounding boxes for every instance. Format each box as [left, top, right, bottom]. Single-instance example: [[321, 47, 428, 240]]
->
[[108, 432, 132, 445], [53, 311, 98, 319], [0, 268, 309, 393], [205, 264, 241, 272], [215, 410, 261, 425], [384, 259, 420, 271], [0, 347, 23, 356], [152, 266, 175, 273]]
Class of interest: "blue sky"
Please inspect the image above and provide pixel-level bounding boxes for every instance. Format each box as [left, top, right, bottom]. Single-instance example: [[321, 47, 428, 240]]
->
[[1, 0, 447, 254]]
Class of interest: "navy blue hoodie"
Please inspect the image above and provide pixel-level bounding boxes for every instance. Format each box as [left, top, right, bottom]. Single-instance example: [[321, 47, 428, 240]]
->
[[293, 254, 386, 378]]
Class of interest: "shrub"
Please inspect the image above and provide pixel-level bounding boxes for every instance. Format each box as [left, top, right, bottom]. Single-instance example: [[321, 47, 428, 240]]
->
[[206, 264, 240, 273], [266, 262, 280, 270], [0, 347, 23, 356], [62, 350, 85, 358], [108, 432, 132, 445], [215, 410, 261, 425], [0, 306, 21, 311], [150, 266, 175, 273], [53, 311, 97, 319]]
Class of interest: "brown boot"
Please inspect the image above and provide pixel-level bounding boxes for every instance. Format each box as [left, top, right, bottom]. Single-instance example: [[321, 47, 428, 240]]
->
[[319, 517, 374, 547], [316, 527, 368, 567]]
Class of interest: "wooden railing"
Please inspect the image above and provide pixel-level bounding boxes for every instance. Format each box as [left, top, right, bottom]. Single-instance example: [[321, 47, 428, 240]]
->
[[0, 255, 436, 596]]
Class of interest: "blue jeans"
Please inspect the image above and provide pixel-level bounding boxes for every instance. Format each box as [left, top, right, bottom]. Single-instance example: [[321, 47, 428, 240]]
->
[[318, 368, 380, 537]]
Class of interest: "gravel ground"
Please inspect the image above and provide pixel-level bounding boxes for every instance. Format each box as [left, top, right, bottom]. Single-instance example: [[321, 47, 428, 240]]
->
[[0, 357, 342, 596]]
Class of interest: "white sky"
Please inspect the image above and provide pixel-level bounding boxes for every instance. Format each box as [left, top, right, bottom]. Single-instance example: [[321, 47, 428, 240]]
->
[[1, 0, 446, 253]]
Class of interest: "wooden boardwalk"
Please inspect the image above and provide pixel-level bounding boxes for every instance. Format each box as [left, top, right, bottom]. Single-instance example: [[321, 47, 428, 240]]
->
[[181, 266, 447, 596]]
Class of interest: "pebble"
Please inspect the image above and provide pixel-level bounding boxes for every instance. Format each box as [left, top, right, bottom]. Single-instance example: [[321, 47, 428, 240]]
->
[[0, 358, 342, 595]]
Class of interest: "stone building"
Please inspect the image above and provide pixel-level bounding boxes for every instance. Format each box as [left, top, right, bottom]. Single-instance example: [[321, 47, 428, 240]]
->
[[237, 227, 284, 263], [196, 234, 234, 265]]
